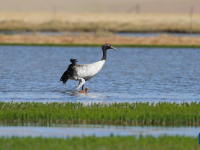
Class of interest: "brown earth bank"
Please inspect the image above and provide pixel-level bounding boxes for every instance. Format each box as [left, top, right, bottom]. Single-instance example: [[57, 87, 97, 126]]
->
[[0, 33, 200, 46]]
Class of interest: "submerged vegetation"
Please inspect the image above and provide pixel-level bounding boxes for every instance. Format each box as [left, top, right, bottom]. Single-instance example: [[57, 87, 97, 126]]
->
[[0, 135, 198, 150], [0, 102, 200, 126]]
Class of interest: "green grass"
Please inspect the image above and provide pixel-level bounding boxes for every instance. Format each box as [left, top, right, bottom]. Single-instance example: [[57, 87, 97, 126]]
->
[[1, 102, 200, 126], [0, 135, 198, 150], [1, 43, 200, 48]]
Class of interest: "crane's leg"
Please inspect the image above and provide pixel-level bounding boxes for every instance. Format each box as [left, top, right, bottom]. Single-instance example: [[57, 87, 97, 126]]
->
[[82, 84, 84, 90], [76, 78, 85, 91]]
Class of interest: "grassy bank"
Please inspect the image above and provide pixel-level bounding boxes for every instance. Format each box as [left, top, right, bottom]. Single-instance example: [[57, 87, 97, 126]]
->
[[1, 102, 200, 126], [0, 135, 198, 150]]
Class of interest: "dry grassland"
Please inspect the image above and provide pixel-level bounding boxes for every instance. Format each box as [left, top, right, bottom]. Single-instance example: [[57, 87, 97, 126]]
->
[[0, 12, 200, 33], [0, 33, 200, 46], [1, 12, 200, 46]]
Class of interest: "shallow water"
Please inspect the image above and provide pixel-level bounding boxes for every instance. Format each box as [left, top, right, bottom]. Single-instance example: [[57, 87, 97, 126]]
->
[[0, 46, 200, 104], [0, 125, 199, 138]]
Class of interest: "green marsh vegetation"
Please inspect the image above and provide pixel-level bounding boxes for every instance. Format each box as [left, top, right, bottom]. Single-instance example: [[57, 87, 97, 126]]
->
[[0, 102, 200, 126], [0, 135, 198, 150]]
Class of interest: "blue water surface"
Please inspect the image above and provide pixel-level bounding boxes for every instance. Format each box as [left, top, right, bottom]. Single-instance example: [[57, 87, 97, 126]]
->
[[0, 46, 200, 104]]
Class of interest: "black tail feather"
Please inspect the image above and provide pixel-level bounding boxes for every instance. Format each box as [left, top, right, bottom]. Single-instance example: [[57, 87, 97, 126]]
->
[[60, 70, 72, 84], [61, 59, 77, 84]]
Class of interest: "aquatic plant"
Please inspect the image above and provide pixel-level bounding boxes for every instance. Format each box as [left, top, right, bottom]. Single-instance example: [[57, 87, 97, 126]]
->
[[0, 102, 200, 126], [0, 135, 198, 150]]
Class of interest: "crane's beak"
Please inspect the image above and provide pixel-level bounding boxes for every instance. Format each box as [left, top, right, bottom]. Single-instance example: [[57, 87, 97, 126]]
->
[[111, 46, 117, 50]]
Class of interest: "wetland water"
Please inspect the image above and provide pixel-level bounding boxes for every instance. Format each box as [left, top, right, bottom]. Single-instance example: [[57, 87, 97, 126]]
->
[[0, 125, 199, 138], [0, 46, 200, 104]]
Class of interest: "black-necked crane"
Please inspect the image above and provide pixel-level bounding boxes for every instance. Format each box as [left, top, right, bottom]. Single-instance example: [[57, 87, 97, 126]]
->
[[60, 43, 117, 91]]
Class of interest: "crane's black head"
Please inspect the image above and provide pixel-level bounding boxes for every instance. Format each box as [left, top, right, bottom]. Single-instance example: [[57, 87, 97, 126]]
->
[[101, 43, 117, 60], [102, 43, 117, 51]]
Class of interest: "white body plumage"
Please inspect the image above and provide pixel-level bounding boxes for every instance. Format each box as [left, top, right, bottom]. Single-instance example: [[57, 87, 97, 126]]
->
[[71, 60, 105, 81]]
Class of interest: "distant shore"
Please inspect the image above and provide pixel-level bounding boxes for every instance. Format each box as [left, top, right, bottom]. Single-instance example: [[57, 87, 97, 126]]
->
[[0, 33, 200, 47], [1, 12, 200, 47], [0, 12, 200, 33]]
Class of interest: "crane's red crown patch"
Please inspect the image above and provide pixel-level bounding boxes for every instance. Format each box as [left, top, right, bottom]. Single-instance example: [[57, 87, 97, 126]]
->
[[106, 43, 111, 46]]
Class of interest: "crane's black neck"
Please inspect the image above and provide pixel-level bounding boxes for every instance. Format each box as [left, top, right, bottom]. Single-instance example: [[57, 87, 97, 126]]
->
[[101, 47, 107, 60]]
